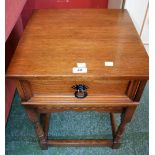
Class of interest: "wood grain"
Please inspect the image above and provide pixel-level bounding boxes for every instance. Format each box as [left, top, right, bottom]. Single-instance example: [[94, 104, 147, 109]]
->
[[29, 79, 129, 96], [48, 139, 113, 147], [22, 96, 139, 113], [6, 9, 149, 80], [6, 9, 149, 149]]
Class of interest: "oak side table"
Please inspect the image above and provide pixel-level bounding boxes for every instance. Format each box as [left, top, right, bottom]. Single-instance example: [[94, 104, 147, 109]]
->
[[6, 9, 149, 149]]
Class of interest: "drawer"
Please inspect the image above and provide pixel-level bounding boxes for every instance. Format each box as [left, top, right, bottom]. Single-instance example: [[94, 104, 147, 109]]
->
[[28, 80, 129, 97]]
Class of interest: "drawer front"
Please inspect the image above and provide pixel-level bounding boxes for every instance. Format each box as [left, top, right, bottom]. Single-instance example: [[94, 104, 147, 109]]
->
[[29, 80, 129, 97]]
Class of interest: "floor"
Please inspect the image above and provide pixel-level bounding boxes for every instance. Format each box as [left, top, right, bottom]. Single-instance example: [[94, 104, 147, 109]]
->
[[6, 82, 149, 155]]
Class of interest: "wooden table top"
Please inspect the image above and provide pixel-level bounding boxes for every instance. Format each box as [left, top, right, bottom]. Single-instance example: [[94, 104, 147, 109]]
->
[[6, 9, 149, 80]]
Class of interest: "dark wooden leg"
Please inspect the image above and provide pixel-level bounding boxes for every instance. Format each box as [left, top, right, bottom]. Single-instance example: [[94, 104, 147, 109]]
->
[[110, 113, 117, 138], [112, 106, 137, 149], [112, 114, 127, 149], [43, 113, 51, 140], [25, 108, 48, 150]]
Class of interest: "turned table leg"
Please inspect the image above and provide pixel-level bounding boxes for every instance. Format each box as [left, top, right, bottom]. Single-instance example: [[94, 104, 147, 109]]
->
[[24, 105, 137, 149], [112, 106, 137, 149], [112, 114, 127, 149], [43, 113, 51, 140], [25, 108, 48, 150]]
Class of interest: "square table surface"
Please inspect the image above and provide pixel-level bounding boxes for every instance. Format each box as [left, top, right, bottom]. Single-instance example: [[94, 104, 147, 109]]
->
[[7, 9, 149, 80]]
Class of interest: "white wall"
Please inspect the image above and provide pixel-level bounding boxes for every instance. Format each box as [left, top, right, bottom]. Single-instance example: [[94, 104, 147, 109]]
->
[[142, 10, 149, 54], [125, 0, 149, 54], [108, 0, 149, 55], [141, 10, 149, 44], [125, 0, 148, 34]]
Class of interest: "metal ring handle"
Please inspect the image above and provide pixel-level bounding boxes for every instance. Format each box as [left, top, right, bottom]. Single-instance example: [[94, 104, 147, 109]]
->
[[72, 84, 88, 99], [74, 90, 88, 99]]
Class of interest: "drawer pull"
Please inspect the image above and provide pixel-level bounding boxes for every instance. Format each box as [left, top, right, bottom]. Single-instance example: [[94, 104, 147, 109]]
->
[[72, 84, 88, 99]]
